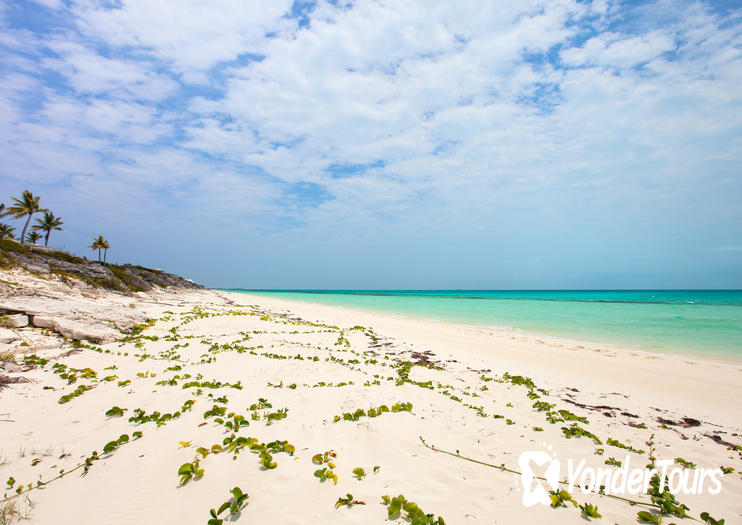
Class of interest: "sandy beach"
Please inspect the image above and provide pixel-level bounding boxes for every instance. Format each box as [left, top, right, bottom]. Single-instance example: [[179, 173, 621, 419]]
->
[[1, 280, 741, 524]]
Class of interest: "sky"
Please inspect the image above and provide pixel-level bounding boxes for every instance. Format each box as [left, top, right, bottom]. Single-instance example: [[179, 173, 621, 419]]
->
[[0, 0, 741, 289]]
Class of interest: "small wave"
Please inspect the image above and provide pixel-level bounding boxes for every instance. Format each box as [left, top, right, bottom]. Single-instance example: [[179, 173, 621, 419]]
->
[[241, 290, 742, 307]]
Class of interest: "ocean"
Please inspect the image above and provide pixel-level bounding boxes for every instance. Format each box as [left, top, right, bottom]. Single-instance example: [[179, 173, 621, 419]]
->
[[225, 290, 742, 359]]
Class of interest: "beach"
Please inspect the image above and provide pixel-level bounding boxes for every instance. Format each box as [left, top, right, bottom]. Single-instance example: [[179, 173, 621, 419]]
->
[[1, 282, 741, 524]]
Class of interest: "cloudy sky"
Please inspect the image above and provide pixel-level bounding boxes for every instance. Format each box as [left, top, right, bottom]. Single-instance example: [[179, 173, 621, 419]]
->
[[1, 0, 741, 289]]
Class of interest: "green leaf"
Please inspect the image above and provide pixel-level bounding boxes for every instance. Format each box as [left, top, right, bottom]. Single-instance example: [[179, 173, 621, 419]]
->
[[388, 495, 406, 518], [105, 406, 125, 417], [403, 501, 421, 515], [637, 511, 661, 524], [353, 467, 366, 480]]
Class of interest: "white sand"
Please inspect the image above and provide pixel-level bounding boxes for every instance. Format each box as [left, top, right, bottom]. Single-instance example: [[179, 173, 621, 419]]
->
[[1, 288, 740, 524]]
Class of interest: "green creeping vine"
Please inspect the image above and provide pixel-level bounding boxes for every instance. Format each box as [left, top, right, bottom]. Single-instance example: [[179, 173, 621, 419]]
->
[[699, 512, 726, 525], [177, 459, 204, 485], [635, 434, 697, 524], [550, 488, 603, 520], [313, 450, 338, 485], [182, 379, 242, 390], [334, 493, 365, 509], [23, 355, 49, 367], [416, 429, 720, 524], [674, 457, 696, 469], [394, 361, 438, 389], [128, 399, 195, 427], [105, 406, 126, 418], [51, 362, 97, 384], [549, 489, 576, 508], [532, 400, 589, 425], [381, 494, 445, 524], [579, 502, 602, 519], [103, 434, 130, 454], [208, 487, 249, 524], [4, 432, 141, 500], [58, 384, 93, 404], [314, 467, 338, 484], [420, 437, 708, 523], [606, 437, 645, 454], [216, 435, 295, 466], [561, 424, 602, 445], [333, 402, 412, 422]]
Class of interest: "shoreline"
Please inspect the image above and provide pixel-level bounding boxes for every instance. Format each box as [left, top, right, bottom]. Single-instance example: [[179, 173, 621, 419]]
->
[[221, 291, 741, 433], [226, 290, 742, 367]]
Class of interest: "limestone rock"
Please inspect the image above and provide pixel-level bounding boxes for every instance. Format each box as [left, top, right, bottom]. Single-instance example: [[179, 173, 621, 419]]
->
[[32, 315, 120, 344], [0, 374, 31, 384], [0, 328, 20, 343], [2, 362, 22, 372], [4, 313, 29, 328]]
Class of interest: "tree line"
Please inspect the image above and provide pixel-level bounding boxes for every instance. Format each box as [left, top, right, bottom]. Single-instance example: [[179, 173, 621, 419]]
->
[[0, 190, 111, 263]]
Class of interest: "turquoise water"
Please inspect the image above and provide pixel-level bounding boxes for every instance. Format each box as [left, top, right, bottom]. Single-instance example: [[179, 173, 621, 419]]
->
[[225, 290, 742, 359]]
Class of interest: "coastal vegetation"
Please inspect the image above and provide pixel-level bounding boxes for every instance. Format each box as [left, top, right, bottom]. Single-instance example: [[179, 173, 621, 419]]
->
[[1, 190, 110, 268], [6, 191, 45, 245], [0, 237, 198, 293], [88, 235, 110, 263], [33, 211, 63, 246], [25, 231, 41, 245]]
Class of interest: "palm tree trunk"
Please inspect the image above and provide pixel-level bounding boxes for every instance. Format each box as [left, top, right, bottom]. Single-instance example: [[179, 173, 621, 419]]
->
[[98, 248, 101, 262], [44, 230, 50, 246], [20, 215, 32, 245]]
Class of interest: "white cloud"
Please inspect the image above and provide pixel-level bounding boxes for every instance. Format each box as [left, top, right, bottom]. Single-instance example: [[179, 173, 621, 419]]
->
[[561, 31, 676, 68], [71, 0, 294, 82], [42, 41, 179, 101]]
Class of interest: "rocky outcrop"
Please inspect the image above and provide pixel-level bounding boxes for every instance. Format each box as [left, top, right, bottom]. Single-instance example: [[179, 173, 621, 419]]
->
[[31, 315, 121, 344], [0, 240, 207, 345], [0, 295, 149, 344], [0, 328, 20, 343], [1, 242, 202, 293], [3, 313, 29, 328]]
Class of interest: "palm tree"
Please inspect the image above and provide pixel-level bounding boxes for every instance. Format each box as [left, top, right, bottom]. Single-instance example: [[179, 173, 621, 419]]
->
[[26, 231, 41, 244], [8, 191, 46, 245], [32, 211, 64, 246], [102, 239, 110, 264], [0, 223, 15, 240], [89, 235, 106, 262], [0, 204, 10, 218]]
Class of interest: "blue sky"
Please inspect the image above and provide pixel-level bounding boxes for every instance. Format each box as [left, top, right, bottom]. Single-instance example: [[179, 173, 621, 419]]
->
[[1, 0, 741, 289]]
